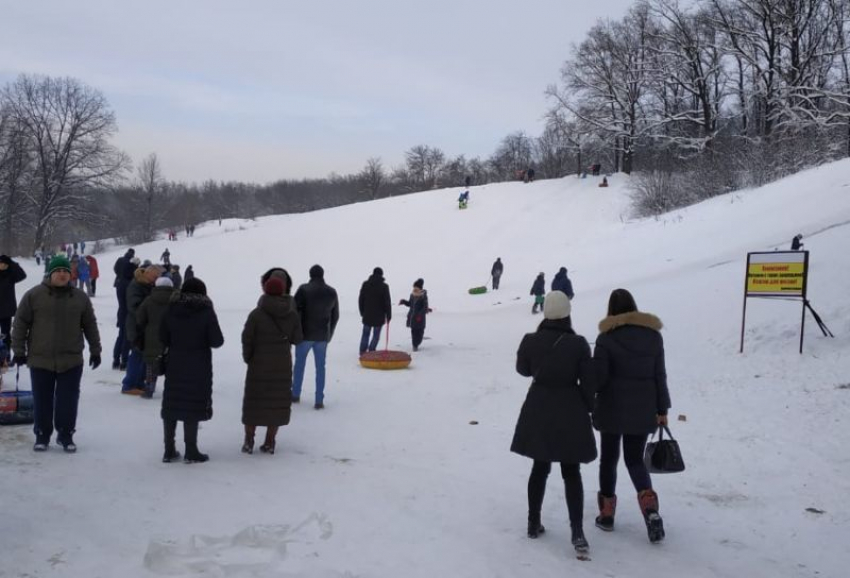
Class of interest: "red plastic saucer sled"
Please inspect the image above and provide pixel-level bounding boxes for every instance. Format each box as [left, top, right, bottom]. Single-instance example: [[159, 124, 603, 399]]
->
[[359, 322, 411, 370]]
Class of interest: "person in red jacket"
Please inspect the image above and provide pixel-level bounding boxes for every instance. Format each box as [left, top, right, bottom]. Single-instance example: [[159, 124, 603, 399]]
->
[[85, 255, 100, 297]]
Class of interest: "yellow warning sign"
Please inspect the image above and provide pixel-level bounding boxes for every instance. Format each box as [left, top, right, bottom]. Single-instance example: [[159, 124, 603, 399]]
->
[[745, 253, 807, 296]]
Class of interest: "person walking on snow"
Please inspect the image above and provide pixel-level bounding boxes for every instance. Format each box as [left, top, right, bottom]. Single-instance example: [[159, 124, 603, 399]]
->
[[293, 265, 339, 409], [136, 276, 176, 399], [77, 254, 91, 296], [399, 278, 431, 351], [511, 291, 596, 553], [552, 267, 574, 299], [122, 265, 164, 394], [12, 255, 101, 452], [358, 267, 392, 355], [491, 258, 504, 290], [592, 288, 671, 544], [161, 248, 171, 266], [530, 273, 545, 314], [85, 255, 99, 297], [184, 265, 194, 282], [0, 255, 27, 358], [159, 277, 224, 463], [241, 275, 303, 454], [791, 234, 804, 250]]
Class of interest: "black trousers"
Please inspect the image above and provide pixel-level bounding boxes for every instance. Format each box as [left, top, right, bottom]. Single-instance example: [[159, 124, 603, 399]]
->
[[163, 418, 199, 450], [0, 317, 11, 357], [30, 365, 83, 442], [528, 460, 584, 527], [599, 432, 652, 496], [411, 327, 425, 348]]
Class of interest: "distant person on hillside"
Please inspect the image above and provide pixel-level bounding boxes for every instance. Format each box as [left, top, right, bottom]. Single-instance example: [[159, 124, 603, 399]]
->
[[184, 265, 194, 282], [399, 278, 431, 351], [161, 248, 171, 266], [85, 255, 99, 297], [791, 234, 804, 251], [77, 253, 91, 296], [525, 168, 535, 183], [458, 190, 470, 209], [169, 264, 183, 291], [590, 163, 601, 176], [465, 175, 472, 187], [551, 267, 574, 299], [592, 288, 670, 544], [599, 177, 609, 188], [293, 265, 339, 410], [358, 267, 392, 355], [511, 291, 596, 552], [491, 258, 504, 290], [530, 273, 545, 314]]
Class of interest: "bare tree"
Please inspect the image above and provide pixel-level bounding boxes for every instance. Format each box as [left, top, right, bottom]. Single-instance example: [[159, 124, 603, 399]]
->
[[0, 107, 36, 253], [405, 145, 446, 189], [359, 157, 385, 199], [136, 152, 167, 241], [0, 74, 129, 250]]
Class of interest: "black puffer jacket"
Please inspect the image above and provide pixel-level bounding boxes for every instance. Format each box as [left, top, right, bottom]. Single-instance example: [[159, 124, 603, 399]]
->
[[510, 318, 597, 464], [294, 278, 339, 342], [0, 259, 27, 318], [358, 274, 391, 327], [159, 293, 224, 422], [593, 311, 671, 435]]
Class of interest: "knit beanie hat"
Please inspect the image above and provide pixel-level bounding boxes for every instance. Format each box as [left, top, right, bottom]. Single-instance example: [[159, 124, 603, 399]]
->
[[543, 291, 571, 320], [182, 277, 207, 296], [264, 277, 284, 296], [413, 278, 424, 289], [155, 277, 174, 288], [309, 264, 324, 279], [48, 255, 71, 275], [373, 267, 383, 277]]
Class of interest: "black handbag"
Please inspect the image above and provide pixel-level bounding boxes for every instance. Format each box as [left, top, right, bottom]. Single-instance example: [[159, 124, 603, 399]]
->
[[644, 425, 685, 474]]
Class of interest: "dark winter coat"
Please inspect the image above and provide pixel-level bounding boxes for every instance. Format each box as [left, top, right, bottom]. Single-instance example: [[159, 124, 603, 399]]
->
[[159, 293, 224, 422], [400, 289, 429, 330], [593, 311, 671, 435], [85, 256, 99, 280], [551, 269, 574, 299], [170, 270, 183, 291], [359, 274, 392, 327], [530, 276, 545, 297], [136, 286, 175, 365], [511, 319, 597, 464], [11, 280, 102, 373], [241, 294, 303, 426], [294, 278, 339, 342], [125, 269, 153, 344], [0, 260, 27, 318], [491, 260, 503, 277], [184, 267, 194, 281]]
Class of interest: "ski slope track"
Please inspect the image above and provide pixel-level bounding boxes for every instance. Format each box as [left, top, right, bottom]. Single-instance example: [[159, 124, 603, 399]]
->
[[2, 162, 849, 577]]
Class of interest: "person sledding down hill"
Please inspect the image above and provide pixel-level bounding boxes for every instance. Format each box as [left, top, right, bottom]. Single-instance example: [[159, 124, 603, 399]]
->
[[399, 278, 431, 351], [458, 190, 470, 209]]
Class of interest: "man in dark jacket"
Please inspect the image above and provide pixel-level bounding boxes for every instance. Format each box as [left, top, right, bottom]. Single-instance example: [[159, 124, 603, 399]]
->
[[122, 265, 163, 394], [552, 267, 575, 299], [112, 250, 136, 370], [358, 267, 391, 355], [530, 273, 545, 314], [293, 265, 339, 409], [0, 255, 27, 358], [12, 255, 101, 452], [491, 258, 504, 290]]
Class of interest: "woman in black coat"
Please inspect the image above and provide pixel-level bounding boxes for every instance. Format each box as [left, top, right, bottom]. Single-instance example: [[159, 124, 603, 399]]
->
[[159, 277, 224, 463], [0, 255, 27, 356], [398, 278, 430, 351], [593, 288, 670, 543], [511, 291, 596, 553]]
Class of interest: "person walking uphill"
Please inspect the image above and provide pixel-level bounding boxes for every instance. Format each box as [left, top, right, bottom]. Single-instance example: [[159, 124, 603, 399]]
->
[[159, 277, 224, 464], [511, 291, 596, 554], [399, 278, 430, 351], [530, 273, 545, 314], [293, 265, 339, 409], [358, 267, 392, 355], [491, 258, 504, 290], [11, 255, 102, 452], [593, 288, 671, 543], [136, 277, 176, 399], [241, 276, 303, 454], [552, 267, 574, 299], [0, 255, 27, 358]]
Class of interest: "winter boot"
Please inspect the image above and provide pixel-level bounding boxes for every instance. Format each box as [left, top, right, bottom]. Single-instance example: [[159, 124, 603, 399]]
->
[[259, 426, 278, 454], [571, 525, 589, 552], [183, 421, 209, 463], [162, 419, 181, 463], [595, 492, 617, 532], [527, 512, 545, 539], [638, 489, 665, 543], [242, 425, 255, 454], [33, 435, 50, 452], [58, 434, 77, 453]]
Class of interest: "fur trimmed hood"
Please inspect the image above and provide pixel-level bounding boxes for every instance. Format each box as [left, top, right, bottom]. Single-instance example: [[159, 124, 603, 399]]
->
[[598, 311, 663, 333]]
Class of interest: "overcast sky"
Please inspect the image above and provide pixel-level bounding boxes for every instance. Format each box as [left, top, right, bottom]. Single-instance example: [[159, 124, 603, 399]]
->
[[0, 0, 632, 183]]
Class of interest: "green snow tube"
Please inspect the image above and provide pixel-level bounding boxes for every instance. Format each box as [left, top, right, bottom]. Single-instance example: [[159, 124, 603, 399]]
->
[[468, 286, 488, 295]]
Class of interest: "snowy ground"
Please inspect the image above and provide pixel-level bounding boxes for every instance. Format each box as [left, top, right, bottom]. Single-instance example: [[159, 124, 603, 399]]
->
[[1, 163, 849, 578]]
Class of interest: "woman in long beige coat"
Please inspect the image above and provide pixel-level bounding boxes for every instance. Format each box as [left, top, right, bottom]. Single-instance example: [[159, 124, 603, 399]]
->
[[241, 274, 303, 454]]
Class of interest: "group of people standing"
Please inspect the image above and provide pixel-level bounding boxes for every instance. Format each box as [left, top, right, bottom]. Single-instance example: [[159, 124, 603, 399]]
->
[[511, 288, 670, 552], [357, 267, 431, 353]]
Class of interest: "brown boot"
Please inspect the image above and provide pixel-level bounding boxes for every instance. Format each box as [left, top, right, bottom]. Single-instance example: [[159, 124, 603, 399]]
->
[[595, 492, 617, 532], [260, 426, 278, 454], [637, 489, 665, 543], [242, 425, 256, 454]]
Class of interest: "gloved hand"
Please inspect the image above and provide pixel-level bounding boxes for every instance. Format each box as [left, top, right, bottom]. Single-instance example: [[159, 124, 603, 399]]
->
[[89, 354, 101, 370], [12, 354, 27, 366]]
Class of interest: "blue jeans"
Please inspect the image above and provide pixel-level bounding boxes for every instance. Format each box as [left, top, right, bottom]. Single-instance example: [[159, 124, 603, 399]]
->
[[121, 348, 147, 391], [30, 365, 84, 441], [293, 340, 328, 404], [359, 325, 382, 354]]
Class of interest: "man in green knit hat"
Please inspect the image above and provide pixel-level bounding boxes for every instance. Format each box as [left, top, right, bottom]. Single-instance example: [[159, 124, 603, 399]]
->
[[12, 255, 102, 452]]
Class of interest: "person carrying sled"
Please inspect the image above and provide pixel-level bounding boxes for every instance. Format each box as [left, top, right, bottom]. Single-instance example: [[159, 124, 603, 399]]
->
[[511, 291, 596, 554], [530, 273, 545, 314], [491, 258, 504, 290], [399, 278, 431, 351]]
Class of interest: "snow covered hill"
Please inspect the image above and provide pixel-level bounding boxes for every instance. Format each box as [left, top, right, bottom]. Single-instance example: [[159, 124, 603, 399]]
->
[[1, 164, 849, 577]]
